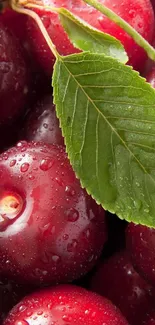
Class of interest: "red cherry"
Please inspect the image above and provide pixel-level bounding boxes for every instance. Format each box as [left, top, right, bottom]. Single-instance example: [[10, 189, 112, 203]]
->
[[2, 284, 129, 325], [0, 141, 107, 285], [26, 0, 155, 74], [126, 223, 155, 286], [21, 95, 64, 145], [0, 19, 30, 124], [90, 250, 155, 325]]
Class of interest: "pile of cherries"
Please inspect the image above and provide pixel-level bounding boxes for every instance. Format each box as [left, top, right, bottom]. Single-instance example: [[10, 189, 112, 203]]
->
[[1, 0, 155, 324]]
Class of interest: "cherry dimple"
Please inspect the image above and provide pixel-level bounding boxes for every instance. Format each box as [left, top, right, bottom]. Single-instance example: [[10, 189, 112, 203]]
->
[[0, 192, 24, 231]]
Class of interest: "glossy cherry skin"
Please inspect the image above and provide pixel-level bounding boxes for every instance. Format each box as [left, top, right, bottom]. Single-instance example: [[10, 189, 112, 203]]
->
[[0, 141, 107, 286], [1, 8, 28, 44], [26, 0, 155, 75], [3, 284, 129, 325], [0, 20, 30, 124], [126, 223, 155, 286], [90, 250, 155, 325], [22, 95, 64, 145]]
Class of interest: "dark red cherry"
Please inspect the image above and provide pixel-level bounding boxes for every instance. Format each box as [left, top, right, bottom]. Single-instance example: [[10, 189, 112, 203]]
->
[[126, 223, 155, 286], [90, 250, 155, 325], [3, 284, 129, 325], [21, 95, 64, 145], [0, 20, 30, 124], [26, 0, 155, 74], [0, 141, 107, 285]]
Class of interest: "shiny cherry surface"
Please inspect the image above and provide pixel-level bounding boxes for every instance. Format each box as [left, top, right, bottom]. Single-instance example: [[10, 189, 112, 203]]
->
[[126, 223, 155, 286], [90, 250, 155, 325], [0, 141, 107, 285], [3, 284, 129, 325], [22, 95, 64, 145]]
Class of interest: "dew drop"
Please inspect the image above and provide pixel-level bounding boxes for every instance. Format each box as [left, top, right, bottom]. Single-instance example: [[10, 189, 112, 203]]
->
[[85, 229, 91, 239], [88, 209, 95, 221], [15, 321, 29, 325], [21, 146, 27, 152], [20, 163, 29, 173], [47, 303, 53, 309], [55, 177, 64, 186], [2, 153, 9, 160], [43, 123, 48, 129], [62, 315, 72, 322], [63, 234, 69, 240], [17, 141, 27, 148], [65, 208, 79, 222], [40, 159, 53, 171], [26, 311, 33, 317], [0, 62, 11, 73], [67, 239, 78, 252], [44, 314, 48, 318], [128, 9, 135, 18], [33, 268, 48, 277], [28, 174, 35, 180], [51, 225, 56, 234], [10, 159, 16, 167], [37, 311, 43, 316], [133, 200, 142, 210], [52, 255, 60, 263], [85, 310, 90, 315], [65, 185, 76, 196], [18, 305, 27, 312], [88, 254, 94, 262]]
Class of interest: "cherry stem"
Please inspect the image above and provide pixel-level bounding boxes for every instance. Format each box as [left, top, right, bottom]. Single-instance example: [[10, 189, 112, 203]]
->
[[21, 2, 57, 12], [83, 0, 155, 62], [11, 1, 59, 59]]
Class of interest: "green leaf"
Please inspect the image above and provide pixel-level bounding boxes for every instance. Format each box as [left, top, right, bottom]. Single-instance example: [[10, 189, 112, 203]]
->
[[58, 8, 128, 63], [53, 51, 155, 228]]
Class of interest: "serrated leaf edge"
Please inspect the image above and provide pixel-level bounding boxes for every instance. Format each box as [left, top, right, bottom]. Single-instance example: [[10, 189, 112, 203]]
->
[[52, 52, 155, 227]]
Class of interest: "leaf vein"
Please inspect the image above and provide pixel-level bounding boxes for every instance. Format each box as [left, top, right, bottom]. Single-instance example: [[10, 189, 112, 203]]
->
[[60, 56, 155, 187]]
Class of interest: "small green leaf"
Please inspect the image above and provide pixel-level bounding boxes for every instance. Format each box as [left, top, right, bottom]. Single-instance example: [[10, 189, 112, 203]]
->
[[58, 8, 128, 63], [53, 51, 155, 228], [83, 0, 155, 63]]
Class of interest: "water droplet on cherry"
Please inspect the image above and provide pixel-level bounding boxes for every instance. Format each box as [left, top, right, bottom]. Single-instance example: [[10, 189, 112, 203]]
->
[[65, 208, 79, 222], [20, 163, 29, 172], [40, 159, 53, 171], [10, 159, 16, 167], [67, 239, 78, 252], [65, 185, 76, 196]]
